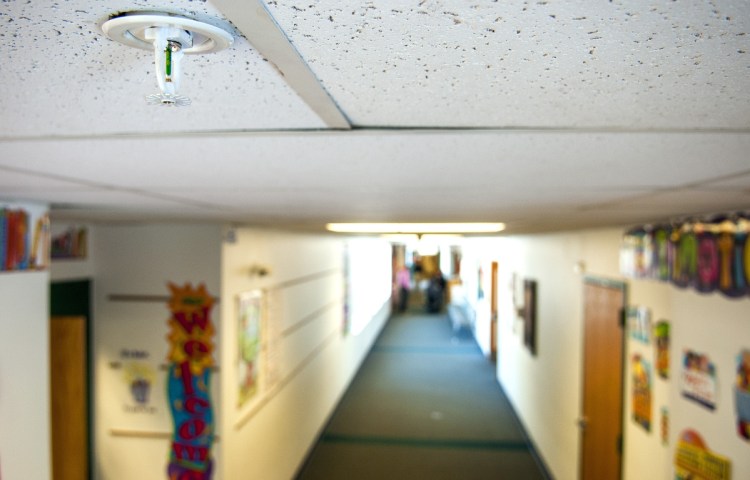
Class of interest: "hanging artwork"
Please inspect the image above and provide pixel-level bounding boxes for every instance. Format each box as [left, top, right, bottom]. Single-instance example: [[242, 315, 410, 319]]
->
[[681, 350, 718, 411], [165, 282, 216, 480], [522, 279, 537, 355], [632, 354, 652, 432], [674, 429, 732, 480], [654, 320, 670, 379], [237, 290, 264, 408], [736, 349, 750, 441], [627, 306, 652, 344]]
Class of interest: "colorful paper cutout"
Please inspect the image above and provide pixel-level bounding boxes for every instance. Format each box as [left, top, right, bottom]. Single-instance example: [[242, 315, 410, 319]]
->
[[736, 349, 750, 441], [681, 350, 717, 411], [674, 429, 732, 480], [632, 354, 652, 431], [166, 283, 216, 480], [654, 320, 670, 379], [660, 407, 669, 446], [621, 214, 750, 298]]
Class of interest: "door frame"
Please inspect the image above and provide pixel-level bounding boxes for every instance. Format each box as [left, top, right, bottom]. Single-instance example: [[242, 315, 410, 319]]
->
[[579, 275, 627, 480]]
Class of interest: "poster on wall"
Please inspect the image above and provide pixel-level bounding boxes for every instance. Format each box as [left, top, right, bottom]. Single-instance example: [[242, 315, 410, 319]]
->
[[237, 289, 264, 408], [119, 349, 158, 415], [654, 320, 670, 379], [627, 306, 652, 344], [681, 350, 718, 410], [632, 354, 652, 432], [674, 429, 732, 480], [166, 282, 216, 480], [736, 349, 750, 441]]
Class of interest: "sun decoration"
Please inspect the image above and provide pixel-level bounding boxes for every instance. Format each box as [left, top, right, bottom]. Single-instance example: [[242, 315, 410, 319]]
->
[[167, 282, 215, 375]]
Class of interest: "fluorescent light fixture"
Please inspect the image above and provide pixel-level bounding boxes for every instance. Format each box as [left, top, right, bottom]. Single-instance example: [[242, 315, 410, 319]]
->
[[326, 223, 505, 234]]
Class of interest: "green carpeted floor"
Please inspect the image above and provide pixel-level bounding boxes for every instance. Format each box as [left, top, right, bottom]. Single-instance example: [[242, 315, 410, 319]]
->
[[296, 306, 550, 480]]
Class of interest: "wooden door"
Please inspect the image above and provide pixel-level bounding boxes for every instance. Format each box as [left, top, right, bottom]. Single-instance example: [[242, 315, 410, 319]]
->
[[50, 316, 88, 480], [580, 280, 625, 480]]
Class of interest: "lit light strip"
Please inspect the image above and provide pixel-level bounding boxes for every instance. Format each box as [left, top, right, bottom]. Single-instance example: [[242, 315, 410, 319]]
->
[[326, 223, 505, 234]]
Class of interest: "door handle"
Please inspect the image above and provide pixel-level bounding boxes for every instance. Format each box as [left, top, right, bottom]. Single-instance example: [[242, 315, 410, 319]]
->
[[577, 416, 589, 430]]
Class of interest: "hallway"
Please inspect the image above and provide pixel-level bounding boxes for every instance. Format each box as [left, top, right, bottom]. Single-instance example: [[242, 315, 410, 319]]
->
[[297, 307, 550, 479]]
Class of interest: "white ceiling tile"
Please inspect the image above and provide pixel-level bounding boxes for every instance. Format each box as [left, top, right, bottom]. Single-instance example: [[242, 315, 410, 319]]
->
[[266, 0, 750, 128]]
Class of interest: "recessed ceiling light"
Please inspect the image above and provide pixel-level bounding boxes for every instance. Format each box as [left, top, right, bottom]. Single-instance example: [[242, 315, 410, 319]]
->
[[326, 223, 505, 234], [101, 12, 233, 106]]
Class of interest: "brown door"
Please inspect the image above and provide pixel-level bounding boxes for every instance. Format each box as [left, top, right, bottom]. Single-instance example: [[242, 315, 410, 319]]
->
[[50, 316, 88, 480], [580, 280, 625, 480]]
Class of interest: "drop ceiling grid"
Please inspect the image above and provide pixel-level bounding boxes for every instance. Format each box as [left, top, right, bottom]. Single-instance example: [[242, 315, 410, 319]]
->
[[580, 189, 750, 218], [265, 0, 750, 128], [0, 0, 326, 137]]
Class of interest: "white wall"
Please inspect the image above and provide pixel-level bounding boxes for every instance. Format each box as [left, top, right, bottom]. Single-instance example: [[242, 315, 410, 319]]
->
[[0, 271, 51, 480], [92, 224, 222, 480], [493, 229, 622, 480], [218, 228, 391, 480]]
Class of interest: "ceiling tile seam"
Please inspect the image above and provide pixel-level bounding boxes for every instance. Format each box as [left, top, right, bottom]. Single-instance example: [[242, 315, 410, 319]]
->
[[576, 168, 750, 212], [685, 168, 750, 188], [3, 125, 750, 143], [576, 187, 750, 214], [211, 0, 351, 130], [0, 165, 230, 212], [0, 127, 342, 143]]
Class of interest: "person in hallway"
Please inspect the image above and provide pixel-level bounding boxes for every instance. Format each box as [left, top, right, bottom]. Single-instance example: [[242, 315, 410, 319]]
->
[[396, 264, 411, 312], [426, 270, 446, 313]]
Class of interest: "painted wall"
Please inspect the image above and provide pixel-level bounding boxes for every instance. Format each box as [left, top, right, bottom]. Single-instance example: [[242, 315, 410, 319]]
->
[[218, 229, 391, 480], [0, 271, 51, 480], [92, 224, 222, 480], [491, 229, 621, 480], [490, 227, 750, 480]]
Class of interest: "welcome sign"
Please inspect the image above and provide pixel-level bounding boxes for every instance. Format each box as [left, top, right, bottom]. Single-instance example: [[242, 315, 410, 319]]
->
[[166, 283, 216, 480], [621, 214, 750, 298]]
